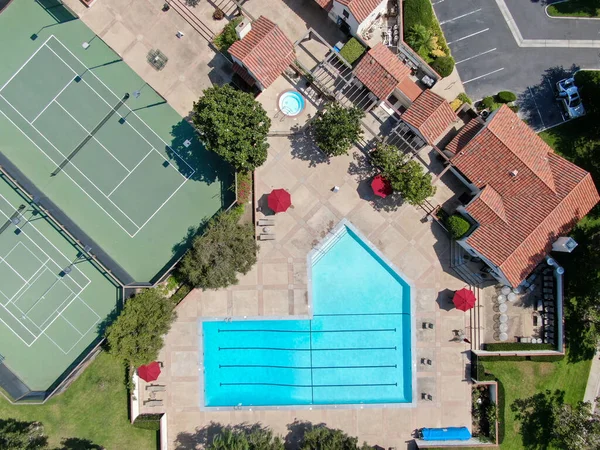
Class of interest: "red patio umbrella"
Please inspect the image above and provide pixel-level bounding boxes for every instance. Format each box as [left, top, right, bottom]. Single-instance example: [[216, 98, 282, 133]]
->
[[371, 174, 393, 198], [453, 288, 476, 311], [267, 189, 291, 213], [137, 361, 161, 382]]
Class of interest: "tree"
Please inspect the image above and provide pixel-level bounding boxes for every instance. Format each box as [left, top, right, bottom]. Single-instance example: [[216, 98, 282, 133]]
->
[[191, 85, 270, 171], [553, 401, 600, 450], [370, 144, 436, 205], [431, 56, 455, 78], [178, 209, 258, 290], [0, 419, 47, 450], [300, 426, 370, 450], [105, 288, 176, 368], [312, 103, 364, 157]]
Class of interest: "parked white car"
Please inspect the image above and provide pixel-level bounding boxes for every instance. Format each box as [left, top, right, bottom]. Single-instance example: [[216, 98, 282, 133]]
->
[[556, 78, 585, 119]]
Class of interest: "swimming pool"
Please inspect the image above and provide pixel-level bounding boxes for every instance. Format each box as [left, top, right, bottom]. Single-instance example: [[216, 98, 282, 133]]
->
[[278, 90, 305, 117], [201, 220, 415, 408]]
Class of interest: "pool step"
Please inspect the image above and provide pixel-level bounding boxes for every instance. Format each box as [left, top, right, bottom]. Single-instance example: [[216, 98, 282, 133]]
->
[[310, 226, 347, 266]]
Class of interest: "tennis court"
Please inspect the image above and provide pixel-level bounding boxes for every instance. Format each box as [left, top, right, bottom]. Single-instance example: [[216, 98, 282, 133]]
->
[[0, 35, 194, 238]]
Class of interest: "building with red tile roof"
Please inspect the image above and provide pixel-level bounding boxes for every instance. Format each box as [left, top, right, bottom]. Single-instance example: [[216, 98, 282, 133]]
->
[[401, 90, 457, 144], [448, 105, 599, 286], [314, 0, 387, 39], [229, 16, 295, 90], [353, 43, 423, 103]]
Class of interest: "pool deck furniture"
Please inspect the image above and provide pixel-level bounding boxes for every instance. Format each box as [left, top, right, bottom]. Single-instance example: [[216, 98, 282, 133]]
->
[[146, 384, 166, 392], [259, 233, 276, 241], [258, 218, 275, 226], [144, 399, 164, 406]]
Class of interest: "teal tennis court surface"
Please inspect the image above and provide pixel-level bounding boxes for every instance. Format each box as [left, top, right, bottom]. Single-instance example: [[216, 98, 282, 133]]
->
[[0, 35, 195, 238], [0, 192, 100, 355]]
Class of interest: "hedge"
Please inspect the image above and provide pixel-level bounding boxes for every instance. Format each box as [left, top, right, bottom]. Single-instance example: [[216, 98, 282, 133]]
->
[[457, 92, 472, 105], [170, 283, 192, 305], [236, 170, 252, 205], [339, 37, 366, 65], [497, 91, 517, 103], [484, 342, 555, 351], [431, 55, 455, 77], [213, 17, 243, 54], [447, 214, 470, 239], [133, 414, 162, 431]]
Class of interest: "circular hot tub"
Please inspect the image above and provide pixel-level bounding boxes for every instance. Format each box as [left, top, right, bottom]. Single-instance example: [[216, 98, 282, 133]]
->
[[278, 90, 305, 117]]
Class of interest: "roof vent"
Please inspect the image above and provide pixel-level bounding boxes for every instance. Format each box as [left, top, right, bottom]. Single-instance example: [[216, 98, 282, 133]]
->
[[235, 18, 252, 40], [370, 58, 374, 64], [510, 170, 518, 177], [552, 236, 578, 253]]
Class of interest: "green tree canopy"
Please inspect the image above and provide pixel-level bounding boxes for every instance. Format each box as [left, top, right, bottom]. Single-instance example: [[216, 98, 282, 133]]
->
[[105, 288, 176, 367], [405, 24, 435, 56], [192, 85, 270, 171], [0, 419, 47, 450], [300, 425, 370, 450], [209, 426, 284, 450], [370, 143, 435, 205], [313, 103, 364, 157], [178, 209, 258, 290], [553, 401, 600, 450]]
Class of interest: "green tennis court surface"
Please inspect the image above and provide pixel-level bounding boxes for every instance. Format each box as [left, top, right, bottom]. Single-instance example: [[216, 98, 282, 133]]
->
[[0, 0, 234, 283], [0, 173, 120, 391]]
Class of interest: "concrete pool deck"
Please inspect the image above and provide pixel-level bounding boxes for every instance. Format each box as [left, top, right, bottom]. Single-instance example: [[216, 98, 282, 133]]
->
[[156, 136, 472, 449]]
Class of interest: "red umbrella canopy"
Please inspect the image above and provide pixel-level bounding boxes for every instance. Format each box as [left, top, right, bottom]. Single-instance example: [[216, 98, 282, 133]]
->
[[453, 288, 476, 311], [371, 174, 393, 198], [268, 189, 291, 213], [137, 361, 161, 382]]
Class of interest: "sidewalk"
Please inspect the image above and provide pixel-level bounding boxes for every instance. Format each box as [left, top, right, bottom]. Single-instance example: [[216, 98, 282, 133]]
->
[[584, 346, 600, 411]]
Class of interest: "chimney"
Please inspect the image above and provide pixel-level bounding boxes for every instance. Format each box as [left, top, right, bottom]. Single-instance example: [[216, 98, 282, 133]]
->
[[236, 18, 252, 40], [552, 236, 578, 253], [510, 169, 518, 177]]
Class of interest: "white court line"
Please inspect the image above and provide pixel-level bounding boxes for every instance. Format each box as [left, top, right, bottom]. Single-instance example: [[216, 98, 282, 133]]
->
[[46, 36, 196, 176], [440, 9, 482, 25], [0, 94, 141, 231], [11, 267, 56, 313], [42, 328, 70, 354], [61, 314, 84, 337], [53, 100, 132, 174], [456, 48, 497, 64], [463, 68, 505, 84], [0, 37, 53, 92], [0, 307, 35, 345], [108, 147, 153, 197], [38, 292, 75, 330], [8, 263, 48, 305], [0, 256, 28, 283], [32, 77, 75, 124], [0, 104, 138, 237], [448, 28, 489, 45]]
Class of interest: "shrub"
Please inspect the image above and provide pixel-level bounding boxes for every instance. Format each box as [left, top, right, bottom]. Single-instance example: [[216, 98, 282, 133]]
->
[[212, 8, 224, 20], [338, 38, 366, 65], [236, 170, 252, 205], [481, 96, 500, 111], [406, 24, 435, 56], [484, 342, 555, 351], [133, 414, 162, 431], [170, 283, 192, 305], [431, 55, 455, 77], [458, 92, 472, 105], [403, 0, 449, 55], [213, 17, 243, 53], [447, 214, 470, 239], [497, 91, 517, 103], [509, 104, 520, 113]]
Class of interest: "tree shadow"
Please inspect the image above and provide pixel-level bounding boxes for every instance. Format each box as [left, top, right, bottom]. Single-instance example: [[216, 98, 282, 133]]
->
[[0, 418, 47, 449], [96, 305, 120, 339], [174, 421, 276, 450], [285, 420, 324, 450], [57, 437, 104, 450], [288, 130, 330, 167], [510, 389, 565, 449]]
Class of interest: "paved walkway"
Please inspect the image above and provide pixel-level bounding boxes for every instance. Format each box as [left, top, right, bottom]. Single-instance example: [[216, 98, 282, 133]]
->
[[498, 0, 600, 47], [584, 347, 600, 411]]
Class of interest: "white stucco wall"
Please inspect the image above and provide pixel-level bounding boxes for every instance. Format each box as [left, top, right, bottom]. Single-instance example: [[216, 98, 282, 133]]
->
[[356, 0, 387, 35], [329, 0, 386, 36]]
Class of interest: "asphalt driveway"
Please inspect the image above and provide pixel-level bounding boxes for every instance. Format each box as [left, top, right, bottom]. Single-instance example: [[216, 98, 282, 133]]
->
[[433, 0, 600, 130]]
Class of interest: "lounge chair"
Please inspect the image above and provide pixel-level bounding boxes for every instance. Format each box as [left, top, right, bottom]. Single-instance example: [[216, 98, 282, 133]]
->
[[519, 337, 532, 343], [146, 385, 166, 392], [421, 393, 433, 401], [259, 233, 276, 241], [257, 218, 275, 226], [422, 322, 434, 329], [144, 399, 164, 407], [420, 358, 432, 365]]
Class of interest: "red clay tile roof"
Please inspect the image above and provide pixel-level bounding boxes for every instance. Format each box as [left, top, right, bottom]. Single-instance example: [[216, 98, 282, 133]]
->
[[353, 43, 412, 100], [314, 0, 333, 11], [402, 90, 457, 143], [452, 105, 600, 286], [397, 77, 423, 102], [337, 0, 383, 23], [232, 62, 256, 86], [445, 118, 484, 154], [228, 16, 295, 89]]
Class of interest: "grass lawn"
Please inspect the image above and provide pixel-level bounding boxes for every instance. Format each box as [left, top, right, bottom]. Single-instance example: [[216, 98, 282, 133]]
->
[[547, 0, 600, 18], [0, 352, 157, 449]]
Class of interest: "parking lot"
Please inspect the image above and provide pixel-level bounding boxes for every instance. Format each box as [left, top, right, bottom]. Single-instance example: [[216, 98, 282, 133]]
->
[[433, 0, 600, 130]]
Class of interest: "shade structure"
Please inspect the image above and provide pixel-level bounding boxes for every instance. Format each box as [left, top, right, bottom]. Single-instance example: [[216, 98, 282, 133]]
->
[[453, 288, 476, 311], [371, 174, 392, 198], [268, 189, 291, 213], [137, 361, 161, 382]]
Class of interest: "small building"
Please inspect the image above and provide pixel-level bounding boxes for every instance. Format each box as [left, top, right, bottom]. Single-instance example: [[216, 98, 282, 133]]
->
[[228, 16, 295, 91], [401, 89, 457, 144], [352, 43, 423, 111], [314, 0, 386, 40], [446, 105, 600, 287]]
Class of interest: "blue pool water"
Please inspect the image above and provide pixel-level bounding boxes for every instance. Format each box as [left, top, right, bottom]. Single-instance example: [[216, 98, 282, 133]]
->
[[278, 90, 305, 116], [202, 223, 413, 407]]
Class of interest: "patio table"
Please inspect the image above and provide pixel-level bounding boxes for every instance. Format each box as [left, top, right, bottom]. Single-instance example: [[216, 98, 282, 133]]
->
[[499, 303, 508, 313], [497, 294, 506, 304], [499, 332, 508, 341], [499, 323, 508, 333], [501, 286, 511, 295], [507, 292, 517, 302], [499, 314, 508, 323]]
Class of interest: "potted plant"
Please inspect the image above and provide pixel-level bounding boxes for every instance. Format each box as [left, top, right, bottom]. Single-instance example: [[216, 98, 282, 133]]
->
[[213, 8, 224, 20]]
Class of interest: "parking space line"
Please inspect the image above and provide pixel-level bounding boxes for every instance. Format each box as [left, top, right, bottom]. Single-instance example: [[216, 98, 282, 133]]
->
[[448, 29, 490, 45], [462, 68, 505, 84], [528, 87, 545, 129], [455, 48, 497, 64], [432, 0, 445, 4], [440, 9, 482, 25]]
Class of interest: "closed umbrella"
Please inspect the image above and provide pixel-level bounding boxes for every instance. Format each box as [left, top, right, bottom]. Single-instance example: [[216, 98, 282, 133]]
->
[[267, 189, 291, 213], [453, 288, 476, 311], [137, 361, 161, 382]]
